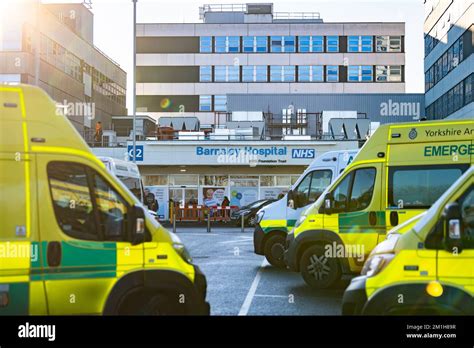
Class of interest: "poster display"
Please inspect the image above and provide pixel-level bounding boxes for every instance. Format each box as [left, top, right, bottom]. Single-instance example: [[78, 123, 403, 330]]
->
[[202, 187, 226, 206], [229, 187, 259, 208], [260, 187, 287, 200], [145, 186, 169, 220]]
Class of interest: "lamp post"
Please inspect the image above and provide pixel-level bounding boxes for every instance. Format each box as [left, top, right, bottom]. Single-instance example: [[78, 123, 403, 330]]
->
[[132, 0, 137, 162]]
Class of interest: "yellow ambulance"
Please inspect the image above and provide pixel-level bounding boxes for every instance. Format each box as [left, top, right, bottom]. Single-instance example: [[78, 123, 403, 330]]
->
[[284, 119, 474, 289], [0, 84, 209, 315], [342, 166, 473, 315]]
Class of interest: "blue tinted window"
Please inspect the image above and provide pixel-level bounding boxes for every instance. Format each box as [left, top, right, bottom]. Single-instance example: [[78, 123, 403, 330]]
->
[[326, 36, 339, 52], [299, 36, 324, 52], [214, 95, 227, 111], [243, 36, 267, 53], [349, 36, 373, 52], [271, 36, 295, 53], [214, 66, 226, 82], [283, 66, 295, 81], [298, 66, 323, 82], [242, 66, 254, 82], [199, 66, 212, 82], [200, 36, 212, 53], [326, 65, 339, 82], [228, 66, 239, 82], [255, 66, 267, 81], [215, 36, 240, 53], [299, 65, 311, 81], [228, 36, 240, 52], [199, 95, 212, 111], [348, 65, 373, 82], [271, 36, 283, 52], [243, 36, 254, 52]]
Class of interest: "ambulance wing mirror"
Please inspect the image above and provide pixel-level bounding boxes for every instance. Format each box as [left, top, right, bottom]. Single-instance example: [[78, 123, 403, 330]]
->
[[130, 205, 146, 245], [443, 202, 464, 253], [287, 190, 295, 209], [321, 193, 334, 214]]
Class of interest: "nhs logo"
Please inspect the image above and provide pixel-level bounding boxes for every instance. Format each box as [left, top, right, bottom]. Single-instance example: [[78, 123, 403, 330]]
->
[[292, 149, 315, 159]]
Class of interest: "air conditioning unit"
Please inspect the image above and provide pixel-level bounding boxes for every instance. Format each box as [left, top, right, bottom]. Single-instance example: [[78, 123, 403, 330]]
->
[[102, 130, 117, 147]]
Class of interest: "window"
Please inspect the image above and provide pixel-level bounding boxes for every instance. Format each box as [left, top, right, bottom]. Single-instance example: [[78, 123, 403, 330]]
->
[[47, 162, 128, 241], [348, 65, 373, 82], [298, 36, 324, 52], [308, 170, 333, 202], [331, 173, 351, 211], [294, 170, 332, 207], [270, 66, 295, 82], [242, 66, 267, 82], [0, 74, 21, 83], [348, 36, 373, 52], [389, 165, 467, 209], [376, 65, 401, 82], [298, 66, 324, 82], [326, 36, 339, 52], [214, 66, 239, 82], [215, 36, 240, 53], [326, 65, 339, 82], [348, 168, 376, 212], [214, 95, 227, 112], [243, 36, 267, 53], [199, 95, 212, 111], [271, 36, 295, 53], [200, 36, 212, 53], [93, 174, 128, 240], [199, 66, 212, 82], [459, 186, 474, 248], [376, 36, 402, 52], [330, 168, 376, 213]]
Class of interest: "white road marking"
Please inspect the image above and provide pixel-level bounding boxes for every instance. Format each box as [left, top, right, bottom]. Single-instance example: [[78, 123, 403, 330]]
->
[[238, 258, 268, 316], [219, 237, 253, 245], [254, 294, 288, 298]]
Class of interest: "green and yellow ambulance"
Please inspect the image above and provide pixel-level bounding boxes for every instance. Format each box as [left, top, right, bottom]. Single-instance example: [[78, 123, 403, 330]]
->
[[342, 166, 473, 315], [0, 84, 209, 315], [284, 120, 474, 289], [254, 150, 358, 268]]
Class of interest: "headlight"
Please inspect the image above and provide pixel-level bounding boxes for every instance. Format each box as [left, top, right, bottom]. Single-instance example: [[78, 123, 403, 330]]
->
[[361, 253, 394, 277], [256, 210, 265, 223], [173, 243, 193, 264], [295, 214, 307, 229]]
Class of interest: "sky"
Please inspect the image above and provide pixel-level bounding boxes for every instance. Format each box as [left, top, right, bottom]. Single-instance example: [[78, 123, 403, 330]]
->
[[41, 0, 425, 111]]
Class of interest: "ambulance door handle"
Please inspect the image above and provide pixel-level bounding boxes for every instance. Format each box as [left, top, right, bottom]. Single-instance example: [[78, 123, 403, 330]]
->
[[369, 211, 377, 226], [47, 241, 62, 267], [390, 211, 399, 226]]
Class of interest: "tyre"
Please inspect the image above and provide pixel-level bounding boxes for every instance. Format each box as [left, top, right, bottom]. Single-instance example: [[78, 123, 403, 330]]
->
[[139, 292, 187, 315], [119, 290, 187, 315], [300, 244, 341, 289], [264, 234, 287, 268]]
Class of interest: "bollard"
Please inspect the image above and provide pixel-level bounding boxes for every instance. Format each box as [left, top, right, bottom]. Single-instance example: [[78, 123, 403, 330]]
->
[[173, 209, 176, 234], [241, 214, 245, 233], [207, 213, 211, 233]]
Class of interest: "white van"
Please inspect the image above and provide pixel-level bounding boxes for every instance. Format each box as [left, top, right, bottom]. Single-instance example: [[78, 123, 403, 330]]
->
[[98, 156, 145, 203], [253, 150, 358, 267]]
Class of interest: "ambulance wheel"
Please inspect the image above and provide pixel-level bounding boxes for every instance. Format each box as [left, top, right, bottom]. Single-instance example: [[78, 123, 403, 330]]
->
[[300, 244, 341, 289], [140, 292, 187, 315], [264, 234, 286, 268]]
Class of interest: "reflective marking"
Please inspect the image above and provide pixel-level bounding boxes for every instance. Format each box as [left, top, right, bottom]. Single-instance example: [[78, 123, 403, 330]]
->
[[238, 258, 268, 316]]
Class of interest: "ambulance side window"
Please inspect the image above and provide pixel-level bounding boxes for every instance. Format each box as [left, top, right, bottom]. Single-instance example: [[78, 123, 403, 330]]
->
[[459, 186, 474, 248], [332, 173, 352, 212], [348, 168, 376, 212], [92, 173, 128, 240], [308, 170, 333, 203], [48, 162, 98, 240], [48, 162, 129, 242]]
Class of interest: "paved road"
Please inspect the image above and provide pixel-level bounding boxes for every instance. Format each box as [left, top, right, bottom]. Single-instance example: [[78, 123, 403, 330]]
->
[[177, 226, 351, 316]]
